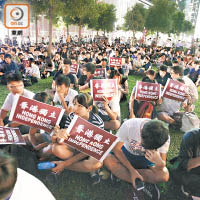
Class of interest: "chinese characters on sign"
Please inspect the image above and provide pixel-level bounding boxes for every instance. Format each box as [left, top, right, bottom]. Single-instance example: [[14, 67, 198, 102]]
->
[[70, 64, 79, 74], [65, 115, 119, 162], [90, 79, 118, 102], [109, 57, 122, 68], [0, 126, 26, 145], [135, 81, 161, 102], [162, 79, 187, 102], [94, 68, 107, 78], [9, 95, 65, 133]]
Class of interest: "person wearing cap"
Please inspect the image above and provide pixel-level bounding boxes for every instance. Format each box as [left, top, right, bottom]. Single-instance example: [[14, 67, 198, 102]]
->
[[52, 58, 76, 89]]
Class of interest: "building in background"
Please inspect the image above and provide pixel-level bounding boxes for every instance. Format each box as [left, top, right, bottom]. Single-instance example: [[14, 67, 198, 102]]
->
[[181, 0, 200, 39]]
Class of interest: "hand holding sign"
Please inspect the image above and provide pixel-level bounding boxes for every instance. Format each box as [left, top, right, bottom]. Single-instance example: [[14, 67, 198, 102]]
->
[[52, 125, 70, 143]]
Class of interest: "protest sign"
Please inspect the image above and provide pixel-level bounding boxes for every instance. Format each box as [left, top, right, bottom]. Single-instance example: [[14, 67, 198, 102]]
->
[[109, 57, 122, 68], [90, 79, 118, 102], [65, 115, 119, 162], [135, 81, 161, 101], [9, 95, 65, 133], [70, 64, 79, 74], [94, 68, 107, 78], [0, 126, 26, 145], [162, 79, 187, 102]]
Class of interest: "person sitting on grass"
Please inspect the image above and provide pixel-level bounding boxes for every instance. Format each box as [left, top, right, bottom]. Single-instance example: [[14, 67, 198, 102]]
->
[[52, 58, 76, 90], [157, 66, 194, 125], [78, 63, 96, 92], [170, 128, 200, 200], [0, 72, 35, 134], [50, 93, 104, 177], [104, 118, 170, 199], [53, 74, 78, 114], [155, 65, 171, 88]]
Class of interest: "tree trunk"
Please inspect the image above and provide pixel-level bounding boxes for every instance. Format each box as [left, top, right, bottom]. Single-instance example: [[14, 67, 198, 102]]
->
[[132, 31, 135, 38], [78, 25, 82, 44], [156, 32, 159, 41], [67, 24, 69, 36], [48, 5, 53, 56], [103, 30, 105, 36], [35, 15, 38, 45], [97, 31, 99, 36]]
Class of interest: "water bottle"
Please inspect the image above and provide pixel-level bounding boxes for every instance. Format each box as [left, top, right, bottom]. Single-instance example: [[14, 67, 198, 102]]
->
[[37, 162, 56, 170]]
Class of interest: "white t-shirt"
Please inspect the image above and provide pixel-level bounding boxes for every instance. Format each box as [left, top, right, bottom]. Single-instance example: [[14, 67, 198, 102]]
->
[[26, 64, 40, 79], [1, 89, 35, 111], [95, 96, 121, 119], [53, 88, 78, 109], [10, 168, 55, 200], [116, 118, 170, 156]]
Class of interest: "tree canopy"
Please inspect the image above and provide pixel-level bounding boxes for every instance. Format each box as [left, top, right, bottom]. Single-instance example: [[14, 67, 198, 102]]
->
[[123, 3, 147, 35]]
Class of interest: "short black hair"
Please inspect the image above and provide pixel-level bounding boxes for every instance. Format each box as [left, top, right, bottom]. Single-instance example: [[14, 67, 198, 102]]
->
[[33, 92, 48, 103], [160, 65, 168, 72], [171, 65, 184, 76], [141, 120, 169, 150], [55, 74, 70, 87], [63, 58, 72, 65], [84, 63, 96, 74], [6, 73, 23, 84], [0, 151, 17, 199]]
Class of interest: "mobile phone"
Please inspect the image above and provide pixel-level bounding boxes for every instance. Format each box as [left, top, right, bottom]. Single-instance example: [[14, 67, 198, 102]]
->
[[135, 178, 145, 191]]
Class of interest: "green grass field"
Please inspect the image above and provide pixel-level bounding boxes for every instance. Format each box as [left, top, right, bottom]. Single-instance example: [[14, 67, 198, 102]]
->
[[1, 75, 199, 200]]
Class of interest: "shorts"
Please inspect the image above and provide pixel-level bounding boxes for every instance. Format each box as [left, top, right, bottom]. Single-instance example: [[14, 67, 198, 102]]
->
[[121, 146, 154, 169]]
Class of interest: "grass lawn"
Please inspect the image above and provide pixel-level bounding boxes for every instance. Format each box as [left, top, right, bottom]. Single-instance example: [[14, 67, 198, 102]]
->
[[0, 75, 199, 200]]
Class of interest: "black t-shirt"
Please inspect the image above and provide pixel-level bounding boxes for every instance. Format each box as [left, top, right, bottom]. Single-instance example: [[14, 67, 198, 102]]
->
[[53, 70, 76, 85]]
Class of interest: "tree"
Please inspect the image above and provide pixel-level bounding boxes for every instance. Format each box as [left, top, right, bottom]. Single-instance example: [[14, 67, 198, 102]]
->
[[63, 0, 97, 41], [182, 20, 193, 33], [171, 10, 185, 35], [123, 3, 147, 37], [145, 0, 176, 38], [28, 0, 45, 44], [39, 0, 65, 54], [90, 2, 116, 35], [9, 0, 65, 54]]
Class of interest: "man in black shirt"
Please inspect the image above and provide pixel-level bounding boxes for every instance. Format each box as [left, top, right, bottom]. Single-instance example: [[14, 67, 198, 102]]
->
[[52, 58, 76, 89]]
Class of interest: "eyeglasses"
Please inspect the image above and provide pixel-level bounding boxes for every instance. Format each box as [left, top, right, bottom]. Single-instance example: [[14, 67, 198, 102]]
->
[[8, 84, 24, 89]]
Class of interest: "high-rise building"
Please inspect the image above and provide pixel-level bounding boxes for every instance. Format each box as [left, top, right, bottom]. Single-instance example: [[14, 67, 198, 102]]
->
[[183, 0, 200, 38]]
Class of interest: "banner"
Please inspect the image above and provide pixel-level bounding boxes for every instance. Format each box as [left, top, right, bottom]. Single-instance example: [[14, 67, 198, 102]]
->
[[162, 79, 187, 102], [90, 79, 118, 102], [0, 126, 26, 145], [94, 68, 107, 78], [135, 81, 161, 101], [109, 57, 122, 68], [70, 64, 79, 74], [65, 115, 119, 162], [9, 95, 65, 133]]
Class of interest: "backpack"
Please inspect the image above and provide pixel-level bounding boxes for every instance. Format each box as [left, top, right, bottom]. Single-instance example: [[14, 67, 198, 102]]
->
[[136, 101, 156, 119], [181, 112, 199, 132], [23, 77, 32, 87], [172, 112, 199, 132]]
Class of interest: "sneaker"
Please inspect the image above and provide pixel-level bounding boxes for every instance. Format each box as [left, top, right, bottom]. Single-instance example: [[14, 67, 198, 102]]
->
[[143, 183, 160, 200], [90, 170, 101, 185]]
